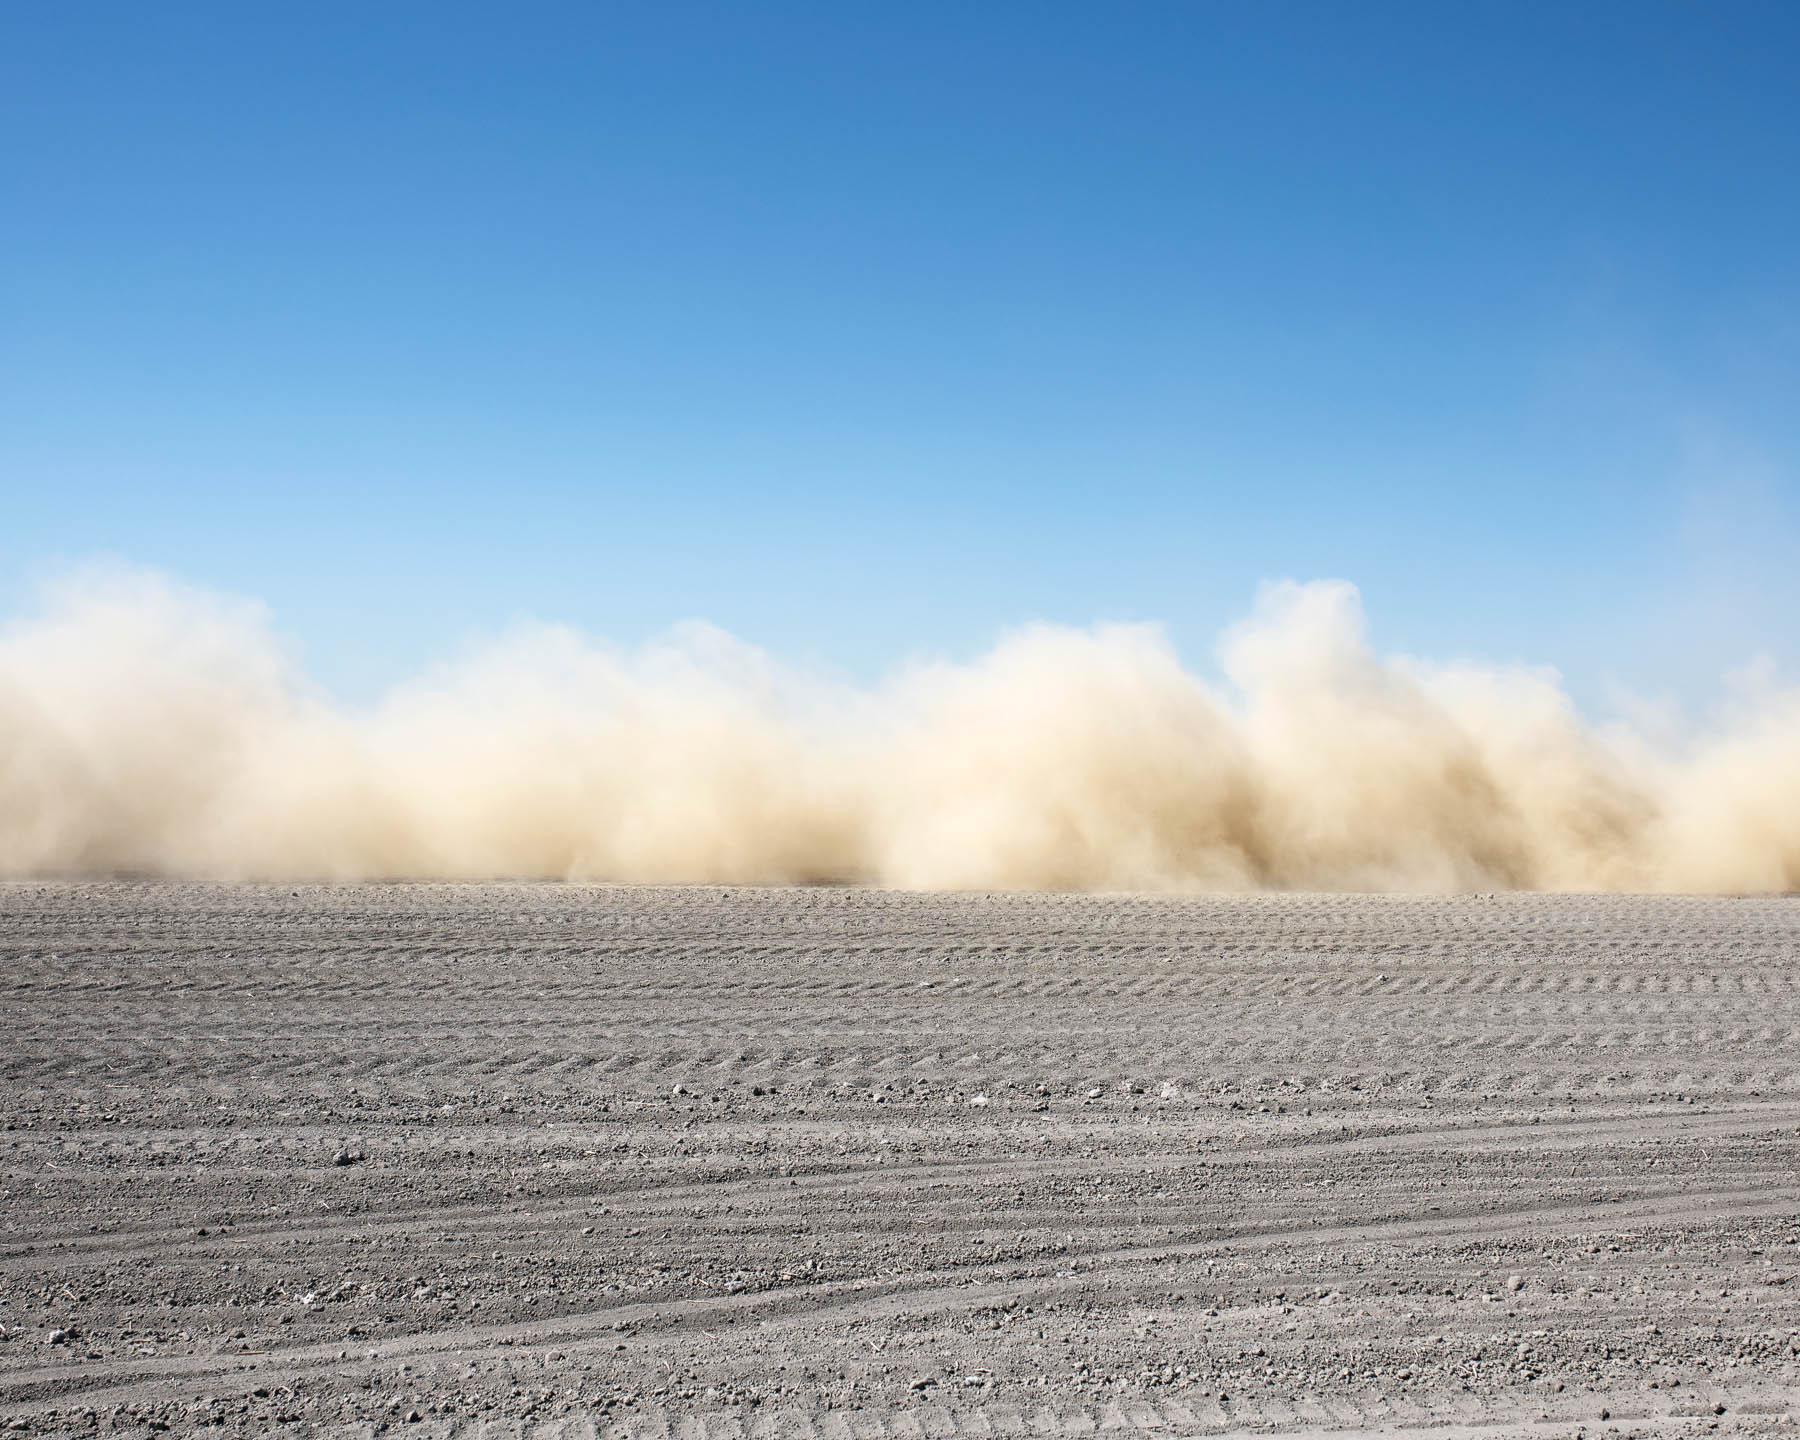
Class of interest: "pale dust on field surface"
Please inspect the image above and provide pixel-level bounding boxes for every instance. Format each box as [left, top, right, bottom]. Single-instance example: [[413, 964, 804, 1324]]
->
[[3, 884, 1799, 1439]]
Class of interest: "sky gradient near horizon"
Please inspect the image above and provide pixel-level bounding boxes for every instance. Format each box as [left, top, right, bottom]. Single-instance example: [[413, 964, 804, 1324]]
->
[[4, 1, 1798, 713]]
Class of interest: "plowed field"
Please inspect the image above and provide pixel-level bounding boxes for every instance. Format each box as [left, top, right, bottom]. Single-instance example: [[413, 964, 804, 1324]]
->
[[3, 885, 1799, 1439]]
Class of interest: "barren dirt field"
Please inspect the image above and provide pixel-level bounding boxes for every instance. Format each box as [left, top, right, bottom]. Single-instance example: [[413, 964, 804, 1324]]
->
[[3, 885, 1799, 1440]]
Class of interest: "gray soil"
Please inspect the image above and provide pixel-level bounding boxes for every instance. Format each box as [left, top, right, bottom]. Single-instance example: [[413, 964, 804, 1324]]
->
[[3, 884, 1799, 1440]]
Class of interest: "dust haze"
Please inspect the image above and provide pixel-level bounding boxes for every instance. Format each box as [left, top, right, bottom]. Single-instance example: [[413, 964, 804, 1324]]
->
[[2, 567, 1796, 891]]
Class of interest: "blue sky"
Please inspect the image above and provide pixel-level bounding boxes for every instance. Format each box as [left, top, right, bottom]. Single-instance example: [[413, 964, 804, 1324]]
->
[[4, 1, 1797, 709]]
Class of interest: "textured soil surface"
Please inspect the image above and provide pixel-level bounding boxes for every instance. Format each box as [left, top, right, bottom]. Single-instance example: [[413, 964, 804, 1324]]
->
[[3, 884, 1799, 1440]]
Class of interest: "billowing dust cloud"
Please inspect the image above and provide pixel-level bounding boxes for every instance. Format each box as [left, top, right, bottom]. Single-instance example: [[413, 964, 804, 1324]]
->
[[3, 568, 1797, 891]]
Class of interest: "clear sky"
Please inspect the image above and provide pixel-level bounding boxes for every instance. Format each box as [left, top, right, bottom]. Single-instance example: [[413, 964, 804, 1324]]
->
[[4, 1, 1797, 710]]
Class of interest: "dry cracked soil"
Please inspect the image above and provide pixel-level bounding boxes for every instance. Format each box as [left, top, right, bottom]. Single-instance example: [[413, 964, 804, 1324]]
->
[[2, 883, 1799, 1440]]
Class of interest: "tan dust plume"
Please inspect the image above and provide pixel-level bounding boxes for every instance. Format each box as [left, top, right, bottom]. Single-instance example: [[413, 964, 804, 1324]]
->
[[1, 567, 1795, 890]]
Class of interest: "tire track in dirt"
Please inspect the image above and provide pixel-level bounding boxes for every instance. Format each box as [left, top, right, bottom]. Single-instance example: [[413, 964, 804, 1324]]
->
[[9, 1101, 1798, 1271], [6, 1181, 1793, 1413]]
